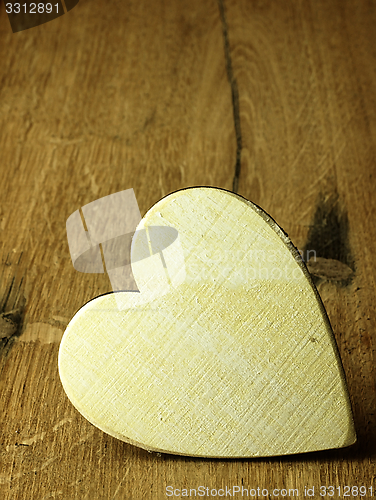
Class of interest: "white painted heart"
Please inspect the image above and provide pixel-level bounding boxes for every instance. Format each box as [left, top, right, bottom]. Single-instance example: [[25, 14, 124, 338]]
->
[[59, 187, 356, 457]]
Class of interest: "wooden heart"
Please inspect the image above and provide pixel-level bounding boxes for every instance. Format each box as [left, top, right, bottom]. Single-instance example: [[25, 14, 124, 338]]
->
[[59, 187, 356, 457]]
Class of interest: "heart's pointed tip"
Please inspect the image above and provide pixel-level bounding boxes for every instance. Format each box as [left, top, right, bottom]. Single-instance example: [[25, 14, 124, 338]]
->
[[344, 425, 357, 448]]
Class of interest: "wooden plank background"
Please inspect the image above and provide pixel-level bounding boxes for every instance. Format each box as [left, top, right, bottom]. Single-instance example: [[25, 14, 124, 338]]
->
[[0, 0, 375, 498]]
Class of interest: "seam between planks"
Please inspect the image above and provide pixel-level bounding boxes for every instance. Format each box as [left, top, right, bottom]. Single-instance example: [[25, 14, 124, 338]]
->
[[218, 0, 242, 193]]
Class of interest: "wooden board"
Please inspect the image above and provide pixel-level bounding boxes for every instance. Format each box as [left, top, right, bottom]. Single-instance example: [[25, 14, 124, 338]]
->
[[0, 0, 375, 497]]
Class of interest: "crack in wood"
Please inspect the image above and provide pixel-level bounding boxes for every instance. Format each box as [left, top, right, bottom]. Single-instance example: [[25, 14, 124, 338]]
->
[[0, 252, 27, 373], [218, 0, 242, 193]]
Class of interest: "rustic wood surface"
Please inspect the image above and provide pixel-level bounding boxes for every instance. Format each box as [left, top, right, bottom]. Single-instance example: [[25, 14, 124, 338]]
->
[[0, 0, 375, 497]]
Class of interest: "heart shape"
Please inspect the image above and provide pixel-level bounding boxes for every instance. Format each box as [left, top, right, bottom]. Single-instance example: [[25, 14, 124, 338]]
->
[[59, 187, 356, 457]]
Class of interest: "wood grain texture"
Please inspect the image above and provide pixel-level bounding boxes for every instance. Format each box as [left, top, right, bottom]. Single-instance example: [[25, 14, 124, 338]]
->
[[0, 0, 375, 497]]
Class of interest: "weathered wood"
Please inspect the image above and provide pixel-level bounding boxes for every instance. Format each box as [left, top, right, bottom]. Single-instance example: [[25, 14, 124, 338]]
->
[[1, 0, 375, 497]]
